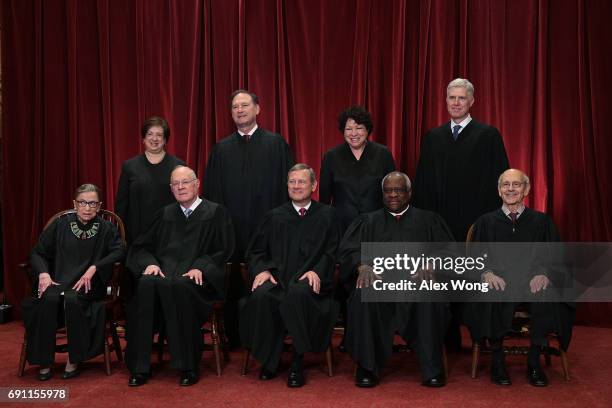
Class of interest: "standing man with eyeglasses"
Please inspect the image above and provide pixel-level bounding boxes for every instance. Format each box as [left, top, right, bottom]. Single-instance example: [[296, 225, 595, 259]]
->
[[125, 166, 234, 387], [204, 89, 294, 348], [412, 78, 510, 351]]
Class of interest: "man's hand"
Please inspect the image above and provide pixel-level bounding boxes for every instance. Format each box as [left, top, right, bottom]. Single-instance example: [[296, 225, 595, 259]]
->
[[252, 270, 277, 291], [183, 269, 204, 285], [73, 265, 96, 293], [529, 274, 550, 294], [38, 272, 59, 298], [356, 264, 381, 289], [482, 271, 506, 291], [299, 271, 321, 294], [143, 265, 165, 278]]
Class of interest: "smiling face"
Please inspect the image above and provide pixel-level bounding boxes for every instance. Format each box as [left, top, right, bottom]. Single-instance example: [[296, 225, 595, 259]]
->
[[343, 118, 368, 151], [498, 169, 530, 207], [170, 167, 200, 208], [288, 169, 317, 206], [142, 125, 166, 154], [231, 92, 260, 132], [446, 86, 474, 123], [382, 175, 411, 213], [73, 191, 101, 224]]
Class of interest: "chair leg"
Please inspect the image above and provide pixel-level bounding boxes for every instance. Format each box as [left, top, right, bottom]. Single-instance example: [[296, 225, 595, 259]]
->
[[211, 314, 222, 377], [471, 342, 480, 379], [217, 315, 230, 362], [111, 322, 123, 362], [104, 341, 111, 375], [241, 349, 250, 376], [325, 344, 334, 377], [18, 336, 27, 377], [560, 349, 570, 381]]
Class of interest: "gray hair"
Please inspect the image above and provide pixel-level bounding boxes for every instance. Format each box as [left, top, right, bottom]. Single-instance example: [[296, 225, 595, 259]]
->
[[170, 165, 197, 181], [447, 78, 474, 98], [74, 183, 101, 200], [381, 171, 412, 191], [497, 169, 530, 187], [288, 163, 316, 183]]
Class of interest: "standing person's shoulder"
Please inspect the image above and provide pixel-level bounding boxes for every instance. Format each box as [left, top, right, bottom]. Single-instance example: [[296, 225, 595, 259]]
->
[[465, 119, 501, 137], [255, 128, 288, 145], [164, 154, 185, 167]]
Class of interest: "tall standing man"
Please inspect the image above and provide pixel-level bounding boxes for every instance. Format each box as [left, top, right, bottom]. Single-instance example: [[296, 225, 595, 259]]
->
[[413, 78, 510, 350], [204, 90, 294, 347]]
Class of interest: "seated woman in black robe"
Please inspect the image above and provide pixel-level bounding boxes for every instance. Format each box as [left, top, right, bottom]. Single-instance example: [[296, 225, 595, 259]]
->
[[22, 184, 126, 380]]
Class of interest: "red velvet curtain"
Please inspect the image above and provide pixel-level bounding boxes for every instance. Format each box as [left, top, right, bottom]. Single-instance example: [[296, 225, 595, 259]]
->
[[2, 0, 611, 323]]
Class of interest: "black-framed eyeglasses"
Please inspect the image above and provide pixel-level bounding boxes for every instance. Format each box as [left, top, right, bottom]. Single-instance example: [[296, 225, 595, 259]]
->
[[170, 179, 197, 188], [75, 200, 101, 208]]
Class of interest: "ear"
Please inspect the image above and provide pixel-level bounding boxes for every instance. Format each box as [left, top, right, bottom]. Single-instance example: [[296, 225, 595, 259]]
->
[[524, 183, 531, 197], [311, 180, 318, 193], [255, 104, 260, 115], [468, 96, 475, 108]]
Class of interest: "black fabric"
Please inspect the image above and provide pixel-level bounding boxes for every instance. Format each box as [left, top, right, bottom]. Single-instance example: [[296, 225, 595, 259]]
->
[[319, 141, 395, 232], [115, 153, 185, 244], [22, 214, 125, 365], [339, 207, 454, 378], [125, 199, 235, 373], [412, 119, 509, 242], [463, 207, 575, 351], [240, 201, 340, 372]]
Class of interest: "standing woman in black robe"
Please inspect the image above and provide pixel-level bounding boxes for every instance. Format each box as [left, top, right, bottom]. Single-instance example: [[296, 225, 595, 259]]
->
[[115, 117, 185, 245], [22, 184, 126, 380]]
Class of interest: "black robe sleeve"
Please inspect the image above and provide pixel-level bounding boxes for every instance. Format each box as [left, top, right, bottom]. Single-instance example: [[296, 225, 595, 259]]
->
[[114, 161, 130, 226], [126, 210, 164, 278], [92, 224, 126, 284], [30, 219, 59, 279], [338, 215, 368, 286], [319, 151, 333, 205]]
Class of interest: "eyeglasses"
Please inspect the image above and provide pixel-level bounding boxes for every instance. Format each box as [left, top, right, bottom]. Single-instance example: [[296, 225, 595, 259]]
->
[[500, 182, 524, 189], [288, 179, 309, 186], [75, 200, 101, 208], [383, 187, 408, 194], [170, 179, 197, 188]]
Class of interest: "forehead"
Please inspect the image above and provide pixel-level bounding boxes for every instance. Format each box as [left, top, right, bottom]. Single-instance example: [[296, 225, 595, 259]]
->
[[447, 87, 469, 97], [171, 168, 193, 180], [499, 171, 523, 183], [288, 169, 310, 180], [146, 125, 164, 134], [76, 191, 99, 201], [383, 176, 406, 189], [232, 93, 254, 105], [345, 118, 363, 127]]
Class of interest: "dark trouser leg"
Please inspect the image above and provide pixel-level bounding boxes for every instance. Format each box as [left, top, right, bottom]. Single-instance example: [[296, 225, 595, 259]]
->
[[445, 302, 463, 351], [224, 257, 246, 348], [64, 290, 105, 364], [239, 282, 284, 373], [22, 286, 63, 366]]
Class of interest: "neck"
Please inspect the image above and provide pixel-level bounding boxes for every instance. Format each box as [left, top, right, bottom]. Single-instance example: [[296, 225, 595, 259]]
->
[[181, 198, 197, 209], [293, 199, 311, 208], [237, 123, 256, 135], [505, 203, 523, 212], [350, 143, 366, 159], [145, 150, 165, 163], [77, 215, 93, 225]]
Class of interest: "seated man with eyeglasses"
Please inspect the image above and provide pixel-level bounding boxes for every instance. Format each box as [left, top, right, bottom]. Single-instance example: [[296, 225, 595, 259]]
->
[[240, 163, 341, 388], [22, 184, 126, 381], [339, 171, 454, 388], [125, 165, 234, 387]]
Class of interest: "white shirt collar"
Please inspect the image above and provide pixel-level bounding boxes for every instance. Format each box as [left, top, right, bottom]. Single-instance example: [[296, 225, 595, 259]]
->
[[501, 203, 525, 219], [292, 200, 312, 215], [449, 114, 472, 134], [388, 205, 410, 217], [238, 124, 258, 138], [181, 197, 203, 215]]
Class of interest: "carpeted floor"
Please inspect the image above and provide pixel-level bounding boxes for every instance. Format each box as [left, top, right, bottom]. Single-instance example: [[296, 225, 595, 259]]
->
[[1, 321, 611, 407]]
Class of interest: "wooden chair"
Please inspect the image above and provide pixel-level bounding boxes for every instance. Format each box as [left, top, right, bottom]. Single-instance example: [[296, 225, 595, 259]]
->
[[465, 224, 570, 381], [157, 262, 232, 376], [18, 209, 126, 376], [240, 263, 335, 377]]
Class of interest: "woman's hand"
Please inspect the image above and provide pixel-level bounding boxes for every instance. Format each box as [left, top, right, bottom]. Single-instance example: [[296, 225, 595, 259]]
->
[[73, 265, 97, 293], [38, 273, 59, 298]]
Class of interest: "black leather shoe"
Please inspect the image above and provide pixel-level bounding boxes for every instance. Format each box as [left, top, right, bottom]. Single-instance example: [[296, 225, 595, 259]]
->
[[527, 365, 548, 387], [355, 366, 379, 388], [491, 361, 511, 385], [38, 369, 53, 381], [128, 373, 149, 387], [287, 369, 305, 388], [422, 374, 446, 387], [259, 368, 277, 380], [61, 368, 80, 379], [179, 371, 199, 386]]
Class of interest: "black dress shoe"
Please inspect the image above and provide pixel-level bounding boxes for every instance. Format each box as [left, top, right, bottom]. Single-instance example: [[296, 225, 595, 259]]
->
[[491, 362, 511, 386], [179, 371, 199, 386], [38, 369, 53, 381], [128, 373, 149, 387], [355, 366, 379, 388], [287, 369, 305, 388], [259, 368, 277, 380], [422, 374, 446, 388], [527, 365, 548, 387], [61, 368, 80, 379]]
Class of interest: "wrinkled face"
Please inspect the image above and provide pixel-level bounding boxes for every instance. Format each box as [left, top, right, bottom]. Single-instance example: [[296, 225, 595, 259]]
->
[[382, 175, 411, 213], [142, 125, 166, 154], [73, 191, 101, 223], [231, 93, 260, 129], [446, 87, 474, 122], [343, 118, 368, 150], [288, 169, 317, 203], [171, 168, 200, 207], [498, 170, 530, 206]]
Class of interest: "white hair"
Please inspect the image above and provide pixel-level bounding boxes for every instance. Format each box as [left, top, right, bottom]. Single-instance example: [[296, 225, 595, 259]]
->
[[381, 171, 412, 191], [447, 78, 474, 98]]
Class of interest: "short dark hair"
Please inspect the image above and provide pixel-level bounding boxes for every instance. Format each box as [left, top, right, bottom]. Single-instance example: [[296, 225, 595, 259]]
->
[[141, 116, 170, 142], [74, 183, 101, 200], [230, 89, 259, 107], [337, 106, 373, 135]]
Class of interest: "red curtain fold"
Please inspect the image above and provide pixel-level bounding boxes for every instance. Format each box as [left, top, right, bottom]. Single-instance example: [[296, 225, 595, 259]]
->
[[2, 0, 611, 324]]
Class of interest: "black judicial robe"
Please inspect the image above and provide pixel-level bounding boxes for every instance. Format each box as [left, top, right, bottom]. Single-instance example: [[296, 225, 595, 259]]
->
[[204, 128, 294, 259], [115, 153, 185, 244], [22, 214, 125, 365], [412, 119, 509, 241], [125, 199, 234, 372], [339, 207, 454, 378], [240, 201, 341, 372], [319, 141, 395, 231], [463, 207, 575, 350]]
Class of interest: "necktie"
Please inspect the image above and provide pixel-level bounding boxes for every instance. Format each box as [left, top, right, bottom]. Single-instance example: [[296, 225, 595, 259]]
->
[[509, 212, 518, 222], [185, 208, 193, 218], [452, 124, 461, 140], [244, 133, 251, 141], [299, 208, 307, 217], [395, 214, 401, 221]]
